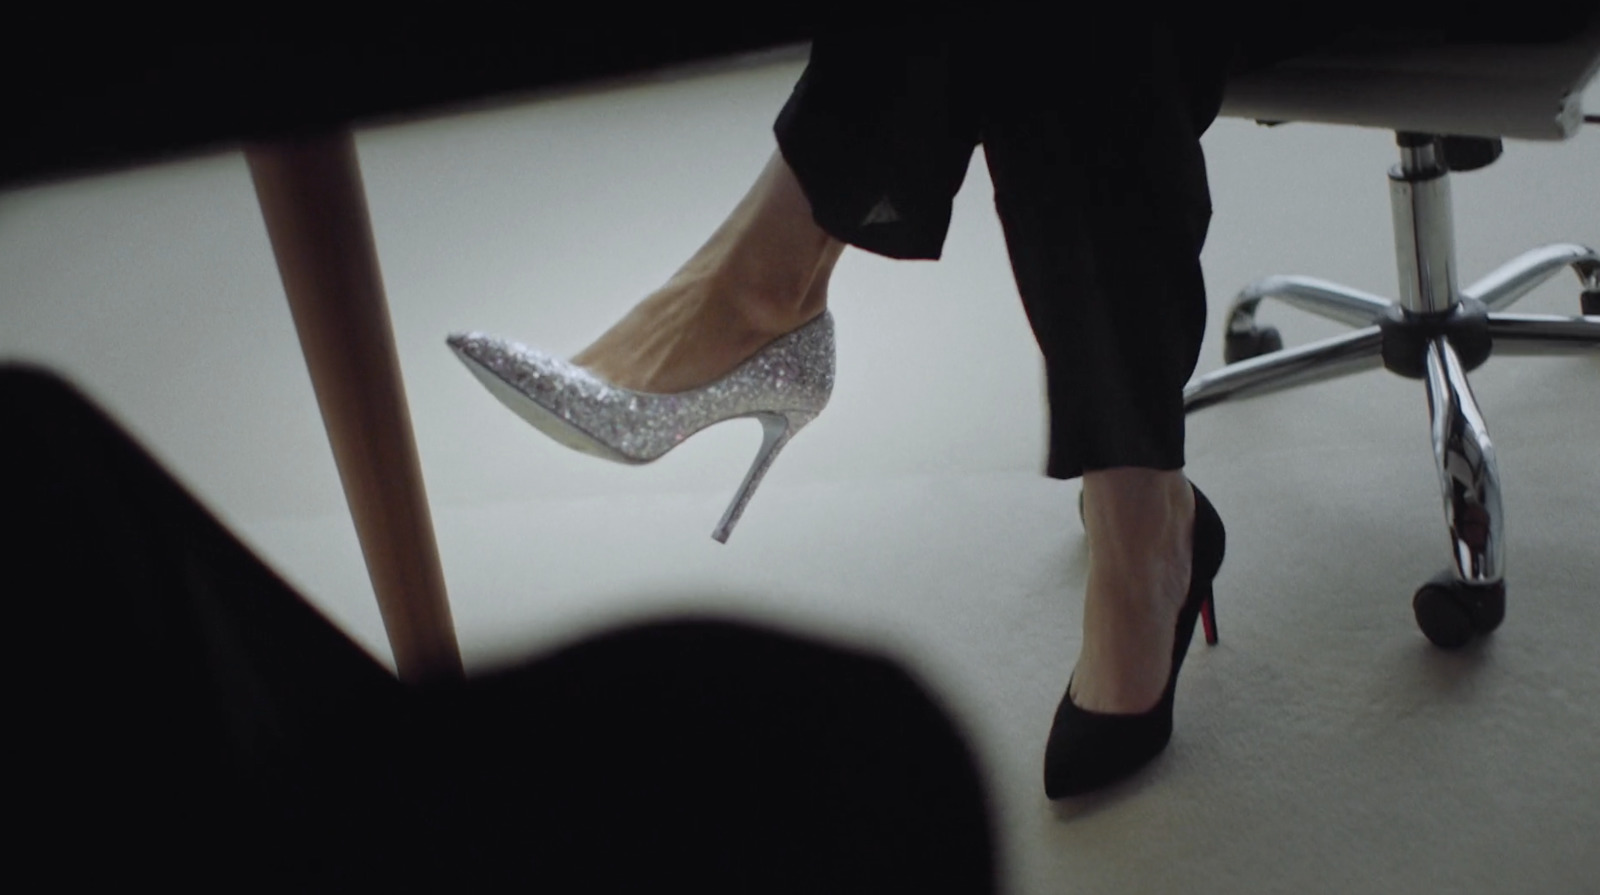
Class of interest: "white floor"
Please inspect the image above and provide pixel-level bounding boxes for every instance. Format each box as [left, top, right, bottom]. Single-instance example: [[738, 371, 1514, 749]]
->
[[4, 51, 1599, 894]]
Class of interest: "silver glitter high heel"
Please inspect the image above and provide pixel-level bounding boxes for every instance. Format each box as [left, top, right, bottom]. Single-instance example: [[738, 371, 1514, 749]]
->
[[447, 312, 834, 542]]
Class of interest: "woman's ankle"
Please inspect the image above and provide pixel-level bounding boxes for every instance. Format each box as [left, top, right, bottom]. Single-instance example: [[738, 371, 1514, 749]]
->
[[700, 151, 842, 334], [703, 237, 839, 339], [1079, 468, 1194, 589], [1081, 467, 1192, 532]]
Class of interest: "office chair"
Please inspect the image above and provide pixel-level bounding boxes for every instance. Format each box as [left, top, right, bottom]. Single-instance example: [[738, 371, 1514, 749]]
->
[[1188, 20, 1600, 648]]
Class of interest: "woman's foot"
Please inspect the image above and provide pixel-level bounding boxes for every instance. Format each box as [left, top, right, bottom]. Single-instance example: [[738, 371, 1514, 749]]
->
[[1070, 468, 1197, 714], [571, 151, 845, 394]]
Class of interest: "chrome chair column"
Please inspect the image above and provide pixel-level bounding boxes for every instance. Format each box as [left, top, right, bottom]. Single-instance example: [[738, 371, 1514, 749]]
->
[[1390, 137, 1459, 315], [1391, 137, 1506, 592]]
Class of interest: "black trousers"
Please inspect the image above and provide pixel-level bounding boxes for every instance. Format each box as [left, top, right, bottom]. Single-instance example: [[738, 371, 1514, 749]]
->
[[775, 11, 1238, 478], [4, 365, 995, 892]]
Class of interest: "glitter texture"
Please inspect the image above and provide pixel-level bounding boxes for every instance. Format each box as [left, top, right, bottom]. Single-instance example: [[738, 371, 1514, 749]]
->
[[447, 312, 834, 541]]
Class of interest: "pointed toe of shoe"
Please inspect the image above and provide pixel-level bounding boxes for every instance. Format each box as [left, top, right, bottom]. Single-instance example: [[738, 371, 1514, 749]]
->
[[446, 331, 565, 414], [1042, 691, 1174, 799], [446, 333, 580, 397], [447, 331, 512, 366], [446, 333, 510, 379]]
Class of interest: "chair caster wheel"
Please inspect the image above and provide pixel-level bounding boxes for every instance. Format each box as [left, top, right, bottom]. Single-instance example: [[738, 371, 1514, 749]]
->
[[1582, 290, 1600, 316], [1412, 570, 1505, 649], [1223, 327, 1284, 363]]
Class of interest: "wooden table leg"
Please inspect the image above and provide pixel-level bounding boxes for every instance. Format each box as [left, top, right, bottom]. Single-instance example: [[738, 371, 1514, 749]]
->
[[247, 131, 463, 684]]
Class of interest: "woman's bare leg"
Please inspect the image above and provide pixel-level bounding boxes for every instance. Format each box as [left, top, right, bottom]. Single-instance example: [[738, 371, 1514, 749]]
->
[[1072, 468, 1196, 713]]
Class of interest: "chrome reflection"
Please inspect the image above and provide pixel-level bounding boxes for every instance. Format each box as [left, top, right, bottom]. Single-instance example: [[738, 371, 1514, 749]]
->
[[1423, 338, 1504, 585], [1462, 243, 1600, 312], [1487, 314, 1600, 354], [1390, 164, 1459, 316], [1184, 327, 1385, 412], [1226, 276, 1394, 334]]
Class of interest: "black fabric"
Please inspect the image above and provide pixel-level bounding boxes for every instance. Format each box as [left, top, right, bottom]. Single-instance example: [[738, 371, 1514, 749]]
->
[[4, 365, 996, 891], [5, 367, 408, 886], [0, 14, 813, 189], [775, 10, 1237, 477], [8, 4, 1595, 188]]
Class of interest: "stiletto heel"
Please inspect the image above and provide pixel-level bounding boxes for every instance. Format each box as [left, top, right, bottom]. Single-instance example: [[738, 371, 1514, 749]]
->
[[713, 410, 814, 543], [448, 312, 834, 542], [1043, 484, 1226, 798]]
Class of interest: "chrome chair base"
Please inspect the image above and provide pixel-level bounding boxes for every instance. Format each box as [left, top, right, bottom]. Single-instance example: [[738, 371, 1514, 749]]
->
[[1185, 133, 1600, 648]]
